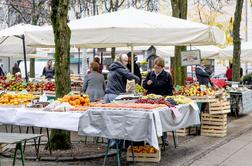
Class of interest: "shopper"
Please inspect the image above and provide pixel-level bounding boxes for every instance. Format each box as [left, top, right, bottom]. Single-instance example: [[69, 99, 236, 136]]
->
[[104, 54, 140, 103], [143, 57, 173, 96], [12, 63, 21, 75], [126, 52, 142, 84], [195, 60, 212, 85], [94, 57, 103, 74], [0, 64, 5, 76], [42, 60, 54, 79], [83, 62, 105, 102], [226, 64, 233, 81]]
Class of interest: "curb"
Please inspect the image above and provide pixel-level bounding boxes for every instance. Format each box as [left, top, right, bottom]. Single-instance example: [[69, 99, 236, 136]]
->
[[181, 119, 252, 166]]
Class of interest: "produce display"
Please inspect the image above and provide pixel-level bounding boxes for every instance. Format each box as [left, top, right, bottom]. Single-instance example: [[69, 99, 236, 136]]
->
[[136, 94, 173, 106], [128, 145, 158, 154], [175, 84, 215, 96], [0, 93, 36, 105], [136, 98, 172, 106], [135, 84, 146, 94], [141, 94, 163, 100], [57, 94, 90, 107], [89, 103, 167, 110], [165, 95, 193, 104]]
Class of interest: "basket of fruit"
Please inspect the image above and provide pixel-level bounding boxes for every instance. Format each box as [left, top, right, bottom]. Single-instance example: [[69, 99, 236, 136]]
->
[[127, 145, 160, 162]]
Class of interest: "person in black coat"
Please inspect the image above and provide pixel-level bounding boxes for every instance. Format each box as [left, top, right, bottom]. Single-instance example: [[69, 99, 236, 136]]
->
[[195, 60, 212, 85], [143, 57, 173, 96], [126, 52, 142, 85], [0, 65, 4, 77]]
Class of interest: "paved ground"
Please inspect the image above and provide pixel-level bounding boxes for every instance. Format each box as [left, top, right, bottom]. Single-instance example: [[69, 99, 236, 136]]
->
[[1, 113, 252, 166]]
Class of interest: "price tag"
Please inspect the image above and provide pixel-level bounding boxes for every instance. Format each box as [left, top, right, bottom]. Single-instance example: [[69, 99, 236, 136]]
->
[[175, 85, 181, 91], [67, 92, 74, 96], [200, 85, 207, 91], [21, 89, 28, 94], [22, 81, 27, 87]]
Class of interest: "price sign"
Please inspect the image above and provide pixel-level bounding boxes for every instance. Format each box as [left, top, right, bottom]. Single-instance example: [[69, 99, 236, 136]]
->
[[200, 85, 207, 92]]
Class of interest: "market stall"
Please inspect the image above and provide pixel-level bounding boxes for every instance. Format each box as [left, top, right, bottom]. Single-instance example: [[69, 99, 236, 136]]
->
[[0, 93, 200, 150], [227, 87, 252, 116]]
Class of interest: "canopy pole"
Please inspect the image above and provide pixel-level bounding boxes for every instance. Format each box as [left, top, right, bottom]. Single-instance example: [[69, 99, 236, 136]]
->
[[130, 45, 134, 74], [78, 48, 81, 74], [21, 35, 28, 82]]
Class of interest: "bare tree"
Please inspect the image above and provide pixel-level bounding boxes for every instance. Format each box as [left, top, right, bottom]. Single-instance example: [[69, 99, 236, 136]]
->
[[232, 0, 244, 81]]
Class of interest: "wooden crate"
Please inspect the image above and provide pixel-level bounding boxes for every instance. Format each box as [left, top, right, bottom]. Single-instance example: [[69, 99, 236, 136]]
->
[[127, 147, 160, 162], [201, 113, 227, 125], [201, 124, 227, 137], [189, 95, 216, 103], [201, 113, 227, 137], [209, 100, 231, 114], [0, 144, 9, 153], [168, 127, 196, 136]]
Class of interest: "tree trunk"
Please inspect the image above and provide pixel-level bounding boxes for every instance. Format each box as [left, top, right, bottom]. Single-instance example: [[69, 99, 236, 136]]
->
[[232, 0, 244, 82], [111, 47, 116, 60], [29, 58, 35, 78], [171, 0, 187, 86], [49, 0, 71, 150]]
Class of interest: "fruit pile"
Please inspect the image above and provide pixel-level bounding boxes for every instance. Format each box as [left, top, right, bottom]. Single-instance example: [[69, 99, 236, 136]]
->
[[136, 94, 173, 106], [135, 84, 146, 94], [165, 95, 192, 104], [43, 82, 55, 91], [175, 84, 215, 96], [89, 103, 167, 110], [26, 82, 44, 92], [136, 98, 172, 106], [128, 145, 158, 154], [57, 95, 90, 107], [0, 93, 36, 105]]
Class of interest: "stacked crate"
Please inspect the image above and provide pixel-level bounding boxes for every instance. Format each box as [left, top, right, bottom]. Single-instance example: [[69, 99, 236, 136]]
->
[[201, 93, 230, 137]]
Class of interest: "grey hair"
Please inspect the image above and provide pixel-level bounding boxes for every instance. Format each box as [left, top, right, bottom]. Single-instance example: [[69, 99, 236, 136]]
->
[[114, 54, 128, 63]]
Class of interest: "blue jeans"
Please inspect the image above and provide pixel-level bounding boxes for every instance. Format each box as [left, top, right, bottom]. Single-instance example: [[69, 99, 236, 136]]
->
[[104, 94, 118, 103]]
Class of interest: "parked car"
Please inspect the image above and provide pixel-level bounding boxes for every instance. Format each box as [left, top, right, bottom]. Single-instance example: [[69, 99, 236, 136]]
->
[[186, 72, 227, 87], [211, 73, 227, 88]]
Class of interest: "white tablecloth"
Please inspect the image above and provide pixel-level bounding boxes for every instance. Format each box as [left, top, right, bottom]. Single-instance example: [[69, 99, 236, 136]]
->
[[78, 104, 200, 149], [0, 104, 200, 149], [0, 107, 82, 131]]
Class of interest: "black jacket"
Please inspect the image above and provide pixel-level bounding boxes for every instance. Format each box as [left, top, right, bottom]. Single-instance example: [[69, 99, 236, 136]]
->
[[127, 62, 142, 84], [105, 62, 140, 95], [195, 65, 211, 85], [143, 70, 173, 96], [0, 67, 4, 76]]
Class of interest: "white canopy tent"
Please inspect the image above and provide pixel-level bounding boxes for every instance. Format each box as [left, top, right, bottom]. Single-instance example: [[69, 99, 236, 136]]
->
[[25, 8, 225, 72], [221, 42, 252, 62], [0, 24, 45, 81], [25, 8, 225, 48]]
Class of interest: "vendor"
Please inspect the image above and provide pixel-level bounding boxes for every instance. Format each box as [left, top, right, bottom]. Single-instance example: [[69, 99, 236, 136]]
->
[[83, 62, 105, 102], [42, 60, 54, 79], [104, 54, 140, 103], [12, 63, 21, 75], [143, 57, 173, 96], [143, 57, 173, 145], [126, 52, 142, 85], [195, 60, 212, 85]]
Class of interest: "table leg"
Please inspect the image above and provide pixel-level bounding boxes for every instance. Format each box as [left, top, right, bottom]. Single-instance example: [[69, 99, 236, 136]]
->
[[130, 141, 135, 166], [103, 139, 110, 166], [13, 142, 26, 166], [12, 145, 18, 166], [46, 128, 52, 155], [172, 131, 177, 148]]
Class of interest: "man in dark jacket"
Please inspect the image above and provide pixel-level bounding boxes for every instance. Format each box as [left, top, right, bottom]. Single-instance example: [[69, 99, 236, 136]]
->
[[143, 57, 173, 96], [105, 54, 140, 103], [126, 52, 142, 84], [195, 60, 212, 85], [0, 65, 4, 77]]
